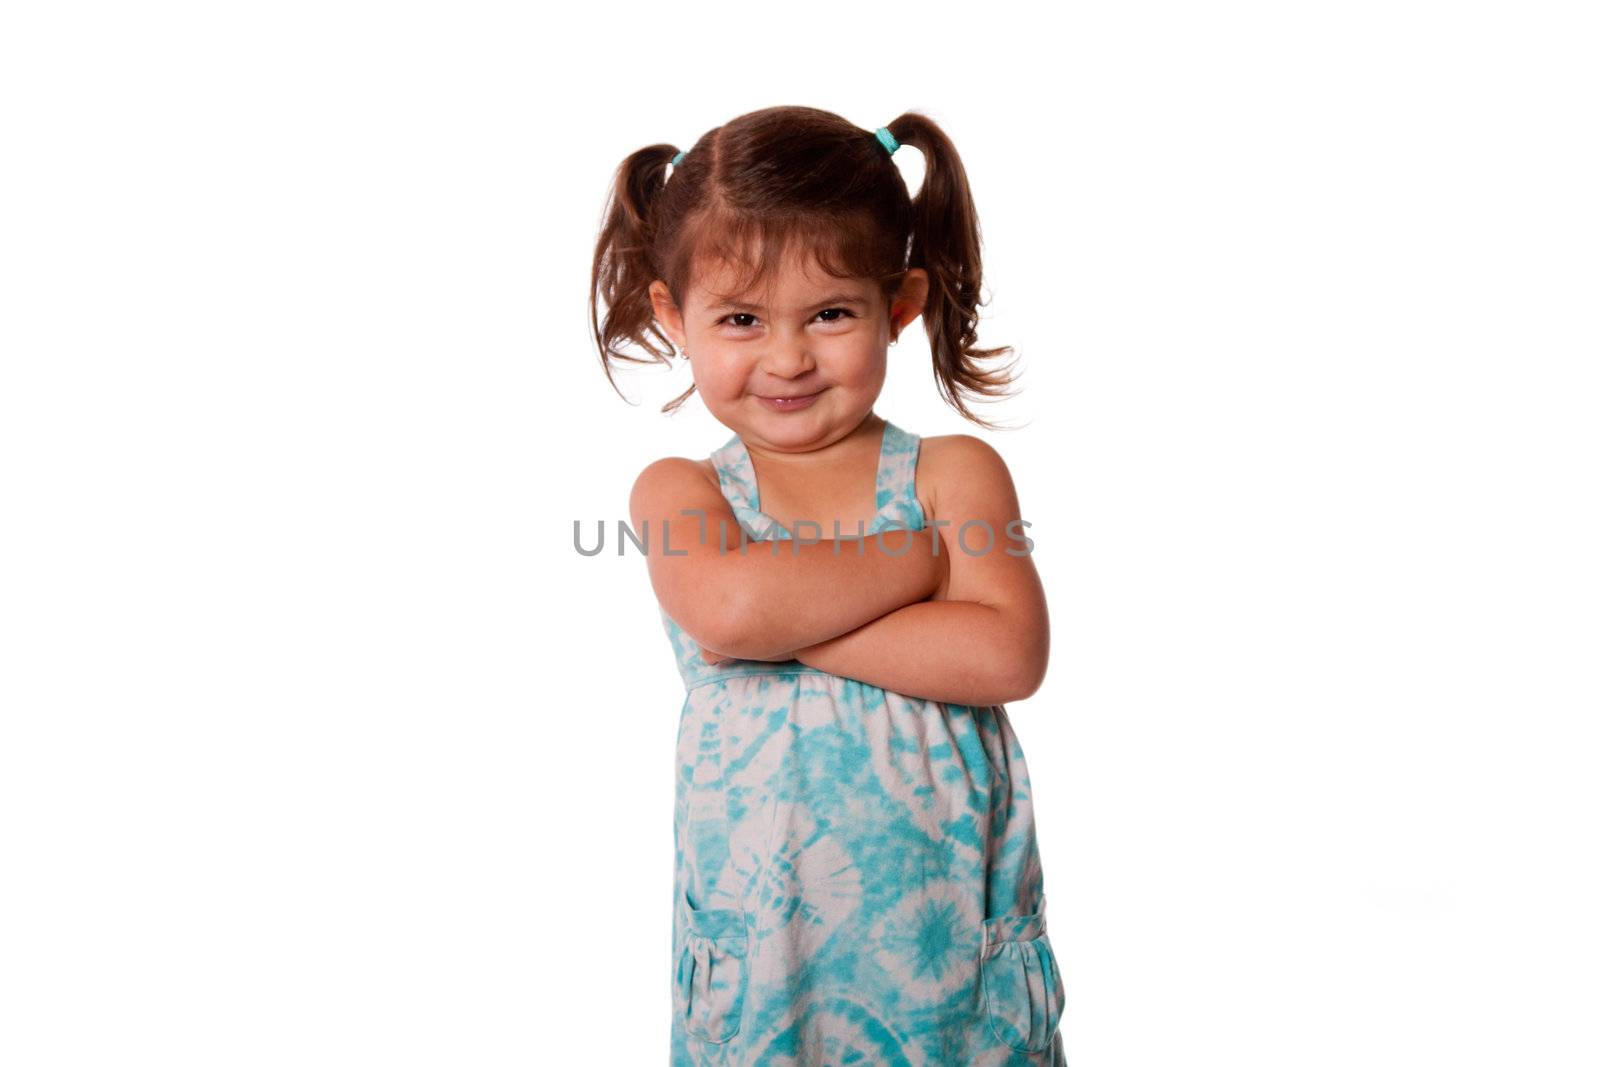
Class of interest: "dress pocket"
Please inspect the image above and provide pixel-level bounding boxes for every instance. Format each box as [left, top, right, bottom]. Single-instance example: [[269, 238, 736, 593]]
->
[[979, 902, 1066, 1053], [674, 900, 750, 1044]]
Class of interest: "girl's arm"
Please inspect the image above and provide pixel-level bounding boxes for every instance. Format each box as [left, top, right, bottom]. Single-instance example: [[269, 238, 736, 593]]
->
[[631, 457, 946, 661], [789, 435, 1049, 707], [789, 601, 1036, 706]]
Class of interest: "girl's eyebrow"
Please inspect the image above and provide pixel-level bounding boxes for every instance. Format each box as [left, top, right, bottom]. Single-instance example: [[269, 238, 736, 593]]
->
[[708, 294, 870, 313]]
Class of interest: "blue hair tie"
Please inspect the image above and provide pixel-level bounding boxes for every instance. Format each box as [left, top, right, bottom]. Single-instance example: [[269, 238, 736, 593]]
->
[[672, 150, 686, 166]]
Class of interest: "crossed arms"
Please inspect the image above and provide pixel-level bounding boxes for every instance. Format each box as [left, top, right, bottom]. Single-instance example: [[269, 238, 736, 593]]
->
[[629, 435, 1048, 707]]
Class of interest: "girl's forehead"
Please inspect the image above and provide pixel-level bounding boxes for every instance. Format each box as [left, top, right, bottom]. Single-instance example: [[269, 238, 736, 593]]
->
[[689, 254, 875, 309]]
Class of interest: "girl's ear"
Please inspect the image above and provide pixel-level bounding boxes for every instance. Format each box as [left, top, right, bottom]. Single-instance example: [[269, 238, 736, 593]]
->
[[888, 268, 931, 339], [648, 280, 687, 348]]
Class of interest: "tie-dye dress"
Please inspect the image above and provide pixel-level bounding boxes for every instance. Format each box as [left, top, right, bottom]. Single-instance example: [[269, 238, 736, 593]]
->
[[658, 419, 1068, 1066]]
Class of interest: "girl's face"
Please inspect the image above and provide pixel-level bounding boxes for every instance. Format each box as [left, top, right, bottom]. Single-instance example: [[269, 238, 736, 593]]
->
[[649, 251, 928, 452]]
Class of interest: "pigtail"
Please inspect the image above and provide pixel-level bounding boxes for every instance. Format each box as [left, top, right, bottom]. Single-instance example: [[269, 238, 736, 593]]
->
[[589, 143, 698, 413], [883, 113, 1020, 430]]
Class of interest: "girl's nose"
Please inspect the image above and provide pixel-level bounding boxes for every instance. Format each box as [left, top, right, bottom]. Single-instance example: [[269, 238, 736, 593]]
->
[[760, 336, 816, 378]]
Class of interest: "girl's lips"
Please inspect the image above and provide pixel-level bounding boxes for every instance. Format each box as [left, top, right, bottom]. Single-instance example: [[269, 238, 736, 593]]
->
[[756, 389, 824, 412]]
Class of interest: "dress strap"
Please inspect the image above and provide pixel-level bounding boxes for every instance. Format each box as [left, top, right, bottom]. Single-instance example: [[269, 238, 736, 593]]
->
[[872, 420, 925, 534], [710, 434, 759, 515]]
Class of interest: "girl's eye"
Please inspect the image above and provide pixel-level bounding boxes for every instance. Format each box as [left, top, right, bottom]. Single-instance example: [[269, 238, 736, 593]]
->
[[720, 308, 856, 330]]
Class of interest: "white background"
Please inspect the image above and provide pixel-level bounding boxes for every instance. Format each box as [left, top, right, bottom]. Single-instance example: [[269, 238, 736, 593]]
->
[[3, 2, 1596, 1064]]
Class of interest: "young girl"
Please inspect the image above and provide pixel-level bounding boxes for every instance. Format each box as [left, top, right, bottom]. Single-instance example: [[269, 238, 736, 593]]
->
[[591, 106, 1066, 1066]]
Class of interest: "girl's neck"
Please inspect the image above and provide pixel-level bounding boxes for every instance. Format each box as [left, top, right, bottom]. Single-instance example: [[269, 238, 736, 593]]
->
[[741, 411, 884, 469], [740, 412, 888, 532]]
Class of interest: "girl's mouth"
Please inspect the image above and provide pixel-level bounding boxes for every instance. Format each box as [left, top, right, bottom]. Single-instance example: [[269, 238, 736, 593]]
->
[[756, 389, 824, 412]]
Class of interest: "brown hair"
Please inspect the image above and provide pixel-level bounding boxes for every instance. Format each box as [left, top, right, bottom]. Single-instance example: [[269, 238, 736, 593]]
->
[[588, 106, 1019, 429]]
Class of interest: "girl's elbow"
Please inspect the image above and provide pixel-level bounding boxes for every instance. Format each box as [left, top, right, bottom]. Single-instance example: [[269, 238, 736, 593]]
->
[[1000, 650, 1048, 704], [692, 585, 764, 659], [664, 559, 753, 656], [987, 608, 1048, 705], [720, 594, 793, 660]]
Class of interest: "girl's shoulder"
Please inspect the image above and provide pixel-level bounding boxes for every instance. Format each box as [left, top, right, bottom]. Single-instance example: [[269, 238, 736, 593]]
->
[[627, 454, 726, 525], [913, 433, 1019, 525], [916, 432, 1014, 475], [631, 454, 720, 488]]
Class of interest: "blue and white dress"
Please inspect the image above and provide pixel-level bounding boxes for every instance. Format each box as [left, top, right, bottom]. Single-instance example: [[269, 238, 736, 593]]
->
[[658, 419, 1068, 1066]]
